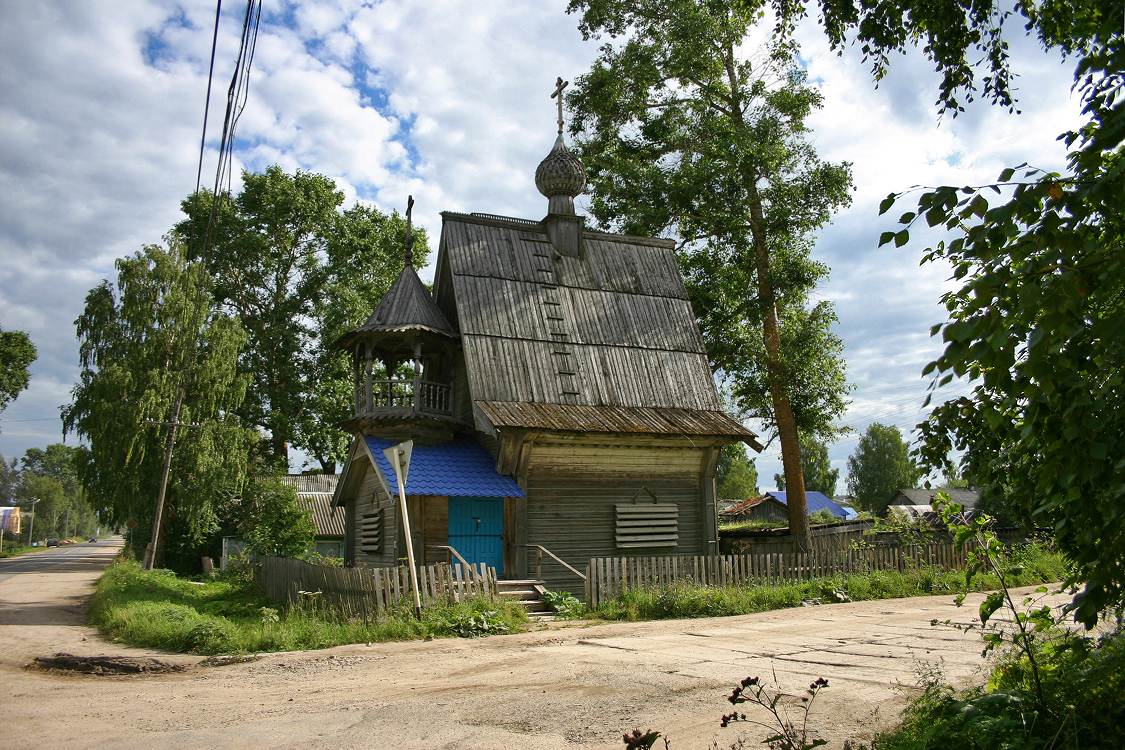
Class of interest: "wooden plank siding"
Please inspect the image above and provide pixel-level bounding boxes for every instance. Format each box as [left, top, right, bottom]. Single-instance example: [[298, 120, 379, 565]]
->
[[524, 443, 707, 590], [347, 462, 398, 568]]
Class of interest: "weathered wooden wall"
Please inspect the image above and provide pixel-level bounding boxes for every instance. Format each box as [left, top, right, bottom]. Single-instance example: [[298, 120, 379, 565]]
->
[[349, 461, 398, 568], [523, 441, 709, 591]]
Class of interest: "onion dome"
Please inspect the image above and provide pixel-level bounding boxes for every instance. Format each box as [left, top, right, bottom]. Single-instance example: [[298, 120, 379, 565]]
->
[[535, 135, 586, 199]]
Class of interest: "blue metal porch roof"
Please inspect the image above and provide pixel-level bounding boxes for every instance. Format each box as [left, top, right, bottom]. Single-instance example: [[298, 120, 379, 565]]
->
[[364, 437, 526, 498]]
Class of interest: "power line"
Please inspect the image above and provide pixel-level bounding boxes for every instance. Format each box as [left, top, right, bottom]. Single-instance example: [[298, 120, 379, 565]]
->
[[143, 0, 262, 571]]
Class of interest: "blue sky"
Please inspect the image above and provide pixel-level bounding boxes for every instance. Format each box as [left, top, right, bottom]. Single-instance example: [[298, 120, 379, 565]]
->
[[0, 1, 1084, 489]]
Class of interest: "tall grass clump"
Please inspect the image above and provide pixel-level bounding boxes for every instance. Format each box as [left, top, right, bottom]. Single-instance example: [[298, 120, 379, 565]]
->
[[873, 619, 1125, 749], [89, 558, 527, 655], [595, 542, 1066, 621]]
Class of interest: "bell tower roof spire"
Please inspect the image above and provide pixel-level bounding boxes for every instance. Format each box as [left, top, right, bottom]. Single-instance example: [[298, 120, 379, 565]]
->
[[404, 195, 415, 267]]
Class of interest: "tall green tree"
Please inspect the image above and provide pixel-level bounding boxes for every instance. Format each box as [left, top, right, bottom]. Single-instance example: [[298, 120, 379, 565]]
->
[[716, 443, 759, 499], [767, 0, 1124, 626], [15, 444, 96, 540], [0, 326, 37, 422], [63, 242, 255, 566], [845, 423, 921, 515], [567, 0, 854, 549], [0, 455, 17, 505], [176, 166, 426, 472], [776, 434, 839, 496], [239, 479, 315, 559]]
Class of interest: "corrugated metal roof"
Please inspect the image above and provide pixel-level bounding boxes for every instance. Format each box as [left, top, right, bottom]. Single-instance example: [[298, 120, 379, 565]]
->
[[766, 491, 849, 519], [364, 437, 526, 498], [434, 214, 729, 413], [297, 492, 345, 536], [719, 496, 771, 516], [475, 400, 757, 441], [334, 265, 457, 350], [276, 474, 339, 493], [893, 488, 980, 508]]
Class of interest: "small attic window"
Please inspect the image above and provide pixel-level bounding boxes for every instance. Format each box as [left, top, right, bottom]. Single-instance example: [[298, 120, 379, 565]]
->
[[616, 487, 679, 549]]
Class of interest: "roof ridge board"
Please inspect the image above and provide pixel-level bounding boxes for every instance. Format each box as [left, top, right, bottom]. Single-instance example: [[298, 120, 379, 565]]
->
[[458, 331, 709, 356], [449, 270, 690, 303], [582, 229, 675, 248], [442, 211, 545, 231], [441, 211, 676, 249]]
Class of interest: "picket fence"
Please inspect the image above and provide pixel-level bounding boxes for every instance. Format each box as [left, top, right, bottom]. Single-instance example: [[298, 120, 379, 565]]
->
[[585, 542, 969, 608], [255, 555, 497, 618]]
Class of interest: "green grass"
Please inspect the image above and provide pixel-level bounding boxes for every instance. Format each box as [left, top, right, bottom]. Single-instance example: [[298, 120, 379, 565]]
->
[[593, 542, 1067, 621], [0, 540, 50, 558], [718, 519, 789, 532], [88, 558, 528, 655]]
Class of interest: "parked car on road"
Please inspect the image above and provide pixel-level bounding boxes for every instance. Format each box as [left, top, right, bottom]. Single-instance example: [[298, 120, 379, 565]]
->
[[46, 538, 59, 547]]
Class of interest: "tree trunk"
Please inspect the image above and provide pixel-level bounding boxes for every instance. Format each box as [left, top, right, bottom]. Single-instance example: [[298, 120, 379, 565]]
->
[[319, 459, 336, 475], [747, 187, 812, 552], [271, 435, 289, 470]]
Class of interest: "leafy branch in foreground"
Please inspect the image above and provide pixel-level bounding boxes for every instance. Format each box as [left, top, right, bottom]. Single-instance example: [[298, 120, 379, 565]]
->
[[932, 493, 1058, 709], [882, 15, 1125, 626]]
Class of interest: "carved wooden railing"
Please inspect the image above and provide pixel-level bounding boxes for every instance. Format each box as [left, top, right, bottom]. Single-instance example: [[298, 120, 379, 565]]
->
[[354, 378, 453, 416]]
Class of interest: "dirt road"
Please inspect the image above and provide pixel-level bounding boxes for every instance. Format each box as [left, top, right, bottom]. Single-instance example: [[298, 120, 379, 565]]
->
[[2, 538, 1037, 749]]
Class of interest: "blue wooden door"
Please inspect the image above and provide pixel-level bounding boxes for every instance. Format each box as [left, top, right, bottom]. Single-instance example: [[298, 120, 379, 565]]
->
[[447, 496, 504, 575]]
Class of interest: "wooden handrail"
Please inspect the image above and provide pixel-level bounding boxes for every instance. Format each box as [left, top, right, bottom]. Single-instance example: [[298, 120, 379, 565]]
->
[[431, 545, 482, 581], [525, 544, 586, 581]]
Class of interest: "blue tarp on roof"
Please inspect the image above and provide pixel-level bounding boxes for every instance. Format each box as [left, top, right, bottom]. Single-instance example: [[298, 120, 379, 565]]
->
[[364, 437, 526, 498], [766, 491, 849, 519]]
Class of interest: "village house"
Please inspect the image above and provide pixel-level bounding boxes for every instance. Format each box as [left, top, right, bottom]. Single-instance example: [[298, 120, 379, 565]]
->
[[331, 88, 760, 591], [221, 474, 345, 568]]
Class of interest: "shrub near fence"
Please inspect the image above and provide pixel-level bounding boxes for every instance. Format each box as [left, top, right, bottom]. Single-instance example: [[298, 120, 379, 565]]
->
[[585, 543, 969, 609], [255, 556, 497, 619]]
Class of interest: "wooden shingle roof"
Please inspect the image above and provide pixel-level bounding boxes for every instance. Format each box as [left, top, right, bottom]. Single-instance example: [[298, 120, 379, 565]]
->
[[434, 213, 747, 429], [333, 264, 457, 350]]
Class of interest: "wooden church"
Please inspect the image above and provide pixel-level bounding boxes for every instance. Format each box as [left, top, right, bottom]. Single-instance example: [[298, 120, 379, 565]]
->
[[332, 84, 760, 591]]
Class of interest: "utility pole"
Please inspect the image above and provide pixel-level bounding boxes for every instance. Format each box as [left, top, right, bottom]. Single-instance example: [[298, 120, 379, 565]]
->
[[25, 498, 40, 547], [142, 418, 200, 570]]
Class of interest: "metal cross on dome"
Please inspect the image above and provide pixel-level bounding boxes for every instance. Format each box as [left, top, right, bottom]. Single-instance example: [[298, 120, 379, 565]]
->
[[551, 76, 568, 135]]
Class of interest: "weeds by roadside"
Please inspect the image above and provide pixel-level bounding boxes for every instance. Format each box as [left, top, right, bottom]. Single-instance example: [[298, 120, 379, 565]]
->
[[593, 541, 1065, 621], [88, 558, 527, 655], [0, 540, 45, 558]]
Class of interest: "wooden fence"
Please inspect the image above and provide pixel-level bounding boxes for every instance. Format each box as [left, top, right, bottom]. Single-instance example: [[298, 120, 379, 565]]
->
[[255, 556, 497, 619], [585, 542, 969, 609]]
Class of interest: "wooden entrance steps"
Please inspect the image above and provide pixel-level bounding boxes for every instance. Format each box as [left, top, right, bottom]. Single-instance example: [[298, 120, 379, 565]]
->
[[496, 579, 553, 621]]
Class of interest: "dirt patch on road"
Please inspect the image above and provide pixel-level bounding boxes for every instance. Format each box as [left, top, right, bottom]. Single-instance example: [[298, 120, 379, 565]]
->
[[31, 653, 188, 675]]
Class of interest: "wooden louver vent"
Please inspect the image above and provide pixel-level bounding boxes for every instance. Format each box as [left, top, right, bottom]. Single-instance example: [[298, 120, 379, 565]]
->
[[359, 508, 382, 553], [616, 491, 679, 548]]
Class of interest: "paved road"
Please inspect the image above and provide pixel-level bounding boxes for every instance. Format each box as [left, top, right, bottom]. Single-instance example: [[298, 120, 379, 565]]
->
[[0, 538, 114, 584]]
